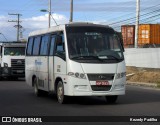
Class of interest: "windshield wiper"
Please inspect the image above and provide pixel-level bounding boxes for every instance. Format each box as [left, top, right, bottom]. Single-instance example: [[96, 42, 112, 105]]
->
[[71, 56, 104, 61], [105, 55, 120, 61]]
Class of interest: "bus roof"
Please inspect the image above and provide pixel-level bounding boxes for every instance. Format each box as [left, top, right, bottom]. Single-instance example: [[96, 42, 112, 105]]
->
[[29, 22, 111, 37]]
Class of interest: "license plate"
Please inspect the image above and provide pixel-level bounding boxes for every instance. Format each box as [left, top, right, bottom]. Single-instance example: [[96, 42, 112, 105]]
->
[[96, 81, 109, 85], [17, 70, 23, 73]]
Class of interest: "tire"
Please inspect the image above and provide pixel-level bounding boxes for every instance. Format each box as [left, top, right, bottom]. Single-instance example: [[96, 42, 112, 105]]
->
[[57, 81, 68, 104], [33, 77, 43, 97], [105, 95, 118, 104]]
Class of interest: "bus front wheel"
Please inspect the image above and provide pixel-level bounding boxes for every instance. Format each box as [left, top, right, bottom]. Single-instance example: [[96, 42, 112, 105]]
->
[[105, 95, 118, 104], [57, 81, 68, 104]]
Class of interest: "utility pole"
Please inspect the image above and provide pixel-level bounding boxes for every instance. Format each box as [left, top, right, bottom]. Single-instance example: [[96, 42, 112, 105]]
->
[[135, 0, 140, 48], [48, 0, 51, 28], [70, 0, 73, 22], [8, 13, 22, 41]]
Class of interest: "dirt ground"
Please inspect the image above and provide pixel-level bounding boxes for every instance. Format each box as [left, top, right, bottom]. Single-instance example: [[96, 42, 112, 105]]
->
[[126, 66, 160, 83]]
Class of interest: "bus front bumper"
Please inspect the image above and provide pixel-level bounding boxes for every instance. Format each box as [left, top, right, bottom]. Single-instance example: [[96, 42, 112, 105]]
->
[[72, 85, 125, 96]]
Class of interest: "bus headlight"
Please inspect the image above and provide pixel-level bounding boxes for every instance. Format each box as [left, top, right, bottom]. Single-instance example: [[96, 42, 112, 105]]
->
[[68, 72, 86, 79], [116, 72, 126, 79], [75, 72, 79, 77], [4, 63, 8, 67]]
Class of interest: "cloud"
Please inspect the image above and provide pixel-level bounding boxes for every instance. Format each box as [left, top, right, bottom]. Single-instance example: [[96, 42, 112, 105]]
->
[[24, 13, 68, 28], [0, 15, 6, 20], [0, 13, 68, 41]]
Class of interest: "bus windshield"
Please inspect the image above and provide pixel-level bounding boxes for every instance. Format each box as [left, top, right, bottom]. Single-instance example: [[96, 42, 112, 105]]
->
[[66, 26, 124, 62], [4, 47, 25, 56]]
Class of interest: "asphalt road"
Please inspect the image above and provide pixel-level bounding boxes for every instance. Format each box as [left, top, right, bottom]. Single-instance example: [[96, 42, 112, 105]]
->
[[0, 79, 160, 124]]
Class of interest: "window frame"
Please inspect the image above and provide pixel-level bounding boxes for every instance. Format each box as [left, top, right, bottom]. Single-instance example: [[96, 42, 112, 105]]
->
[[49, 34, 56, 56]]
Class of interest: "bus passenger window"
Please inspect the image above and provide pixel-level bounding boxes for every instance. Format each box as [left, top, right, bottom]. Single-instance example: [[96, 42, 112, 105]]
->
[[33, 36, 41, 56], [27, 37, 34, 55], [40, 35, 49, 56], [49, 35, 56, 56]]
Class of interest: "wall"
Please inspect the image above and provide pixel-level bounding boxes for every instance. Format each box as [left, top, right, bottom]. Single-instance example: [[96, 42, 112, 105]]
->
[[124, 48, 160, 68]]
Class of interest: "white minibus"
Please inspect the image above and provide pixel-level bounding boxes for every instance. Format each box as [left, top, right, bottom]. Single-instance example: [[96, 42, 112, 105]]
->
[[25, 23, 126, 104]]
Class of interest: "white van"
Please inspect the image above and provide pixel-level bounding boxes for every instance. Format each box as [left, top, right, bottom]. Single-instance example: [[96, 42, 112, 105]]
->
[[0, 42, 26, 79], [25, 23, 126, 104]]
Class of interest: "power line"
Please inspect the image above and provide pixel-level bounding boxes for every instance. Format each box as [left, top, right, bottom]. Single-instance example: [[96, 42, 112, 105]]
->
[[108, 9, 160, 26], [104, 3, 159, 23], [105, 3, 160, 26], [108, 8, 160, 27], [112, 13, 160, 31]]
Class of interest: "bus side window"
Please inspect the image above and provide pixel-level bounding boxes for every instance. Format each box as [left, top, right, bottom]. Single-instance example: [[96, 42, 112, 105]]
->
[[49, 35, 56, 56], [32, 36, 41, 56], [26, 37, 34, 55], [55, 33, 65, 60], [40, 35, 50, 56], [56, 34, 65, 52]]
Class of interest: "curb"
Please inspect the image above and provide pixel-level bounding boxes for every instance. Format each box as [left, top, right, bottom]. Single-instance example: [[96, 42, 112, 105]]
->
[[127, 81, 157, 88]]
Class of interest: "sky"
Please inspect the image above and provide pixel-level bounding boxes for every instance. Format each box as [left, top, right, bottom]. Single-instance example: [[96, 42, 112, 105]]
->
[[0, 0, 160, 41]]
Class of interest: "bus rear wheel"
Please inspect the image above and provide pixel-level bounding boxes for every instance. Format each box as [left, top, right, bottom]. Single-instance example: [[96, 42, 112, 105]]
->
[[57, 81, 68, 104], [105, 95, 118, 104], [33, 77, 43, 97]]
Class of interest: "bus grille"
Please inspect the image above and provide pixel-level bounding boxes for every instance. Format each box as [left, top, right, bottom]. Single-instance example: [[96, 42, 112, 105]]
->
[[91, 85, 112, 91], [11, 59, 25, 75], [87, 74, 114, 81]]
